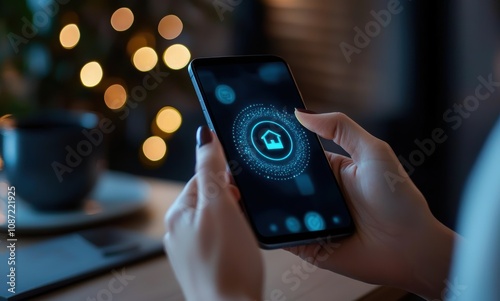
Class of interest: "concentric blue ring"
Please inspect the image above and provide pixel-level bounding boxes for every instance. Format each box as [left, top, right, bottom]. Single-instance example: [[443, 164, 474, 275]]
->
[[232, 104, 310, 180], [250, 120, 293, 161]]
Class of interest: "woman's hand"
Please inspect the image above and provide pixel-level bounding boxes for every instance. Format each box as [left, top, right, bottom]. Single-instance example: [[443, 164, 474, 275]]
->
[[288, 110, 457, 300], [164, 126, 263, 301]]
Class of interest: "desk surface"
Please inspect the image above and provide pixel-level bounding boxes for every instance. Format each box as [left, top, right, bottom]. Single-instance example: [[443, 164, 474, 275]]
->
[[34, 177, 405, 301]]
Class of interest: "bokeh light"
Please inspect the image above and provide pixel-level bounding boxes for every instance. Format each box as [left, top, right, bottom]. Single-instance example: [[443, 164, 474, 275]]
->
[[59, 24, 80, 49], [104, 84, 127, 110], [111, 7, 134, 32], [126, 32, 156, 56], [127, 34, 147, 56], [80, 61, 103, 87], [142, 136, 167, 162], [27, 43, 51, 77], [163, 44, 191, 70], [133, 47, 158, 72], [158, 15, 183, 40], [156, 106, 182, 133]]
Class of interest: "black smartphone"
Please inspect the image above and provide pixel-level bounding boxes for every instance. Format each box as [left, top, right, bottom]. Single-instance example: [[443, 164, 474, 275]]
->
[[188, 55, 354, 249]]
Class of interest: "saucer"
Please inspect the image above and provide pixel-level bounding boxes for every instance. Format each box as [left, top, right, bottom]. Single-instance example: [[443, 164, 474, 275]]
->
[[0, 171, 150, 234]]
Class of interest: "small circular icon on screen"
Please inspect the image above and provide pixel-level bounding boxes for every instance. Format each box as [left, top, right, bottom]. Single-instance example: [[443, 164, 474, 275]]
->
[[215, 84, 235, 104], [304, 211, 325, 231], [269, 223, 278, 233], [332, 215, 342, 225], [285, 216, 301, 233], [250, 121, 293, 161]]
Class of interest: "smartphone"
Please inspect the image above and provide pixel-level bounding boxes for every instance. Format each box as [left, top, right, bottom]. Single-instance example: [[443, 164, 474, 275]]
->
[[188, 55, 354, 249]]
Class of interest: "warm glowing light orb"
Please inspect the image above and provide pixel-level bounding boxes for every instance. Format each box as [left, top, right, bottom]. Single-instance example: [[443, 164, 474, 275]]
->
[[111, 7, 134, 31], [80, 61, 103, 87], [142, 136, 167, 161], [156, 106, 182, 133], [163, 44, 191, 70], [133, 47, 158, 72], [127, 34, 147, 56], [158, 15, 183, 40], [104, 84, 127, 110], [59, 24, 80, 49]]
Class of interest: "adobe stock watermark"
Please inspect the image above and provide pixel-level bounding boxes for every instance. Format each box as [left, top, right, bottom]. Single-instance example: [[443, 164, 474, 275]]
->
[[86, 268, 135, 301], [51, 66, 169, 182], [212, 0, 243, 21], [7, 0, 70, 54], [385, 73, 500, 191], [339, 0, 407, 63], [264, 236, 341, 301]]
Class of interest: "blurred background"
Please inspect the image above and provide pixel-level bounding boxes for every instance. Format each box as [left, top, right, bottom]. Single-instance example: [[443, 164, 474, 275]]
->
[[1, 0, 499, 231]]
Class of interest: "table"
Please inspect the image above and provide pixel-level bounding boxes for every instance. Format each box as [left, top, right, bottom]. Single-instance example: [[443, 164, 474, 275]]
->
[[33, 177, 408, 301]]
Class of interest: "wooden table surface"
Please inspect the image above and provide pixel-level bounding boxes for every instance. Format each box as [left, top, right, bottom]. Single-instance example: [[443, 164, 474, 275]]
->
[[32, 177, 407, 301]]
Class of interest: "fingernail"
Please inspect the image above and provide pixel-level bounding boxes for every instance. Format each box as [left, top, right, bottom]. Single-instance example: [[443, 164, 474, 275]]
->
[[295, 108, 317, 114], [196, 125, 212, 147]]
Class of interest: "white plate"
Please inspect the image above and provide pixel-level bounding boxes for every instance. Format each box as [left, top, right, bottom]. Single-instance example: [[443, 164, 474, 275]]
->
[[0, 171, 150, 234]]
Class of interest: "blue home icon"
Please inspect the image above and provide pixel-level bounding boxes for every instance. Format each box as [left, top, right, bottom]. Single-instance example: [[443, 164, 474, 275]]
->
[[261, 130, 284, 150]]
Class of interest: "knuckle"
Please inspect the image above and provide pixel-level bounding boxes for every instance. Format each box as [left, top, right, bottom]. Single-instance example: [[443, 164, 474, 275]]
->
[[330, 112, 349, 128], [375, 139, 393, 153], [164, 207, 182, 231], [331, 111, 348, 120], [328, 112, 350, 140]]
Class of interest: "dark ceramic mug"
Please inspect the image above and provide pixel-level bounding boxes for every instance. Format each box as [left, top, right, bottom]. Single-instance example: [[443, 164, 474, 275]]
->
[[0, 110, 106, 211]]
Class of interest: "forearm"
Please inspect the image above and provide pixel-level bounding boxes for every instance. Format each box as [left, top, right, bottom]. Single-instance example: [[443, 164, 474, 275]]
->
[[405, 219, 458, 300]]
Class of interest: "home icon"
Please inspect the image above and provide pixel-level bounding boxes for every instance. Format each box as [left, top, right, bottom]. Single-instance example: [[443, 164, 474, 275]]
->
[[261, 130, 284, 150]]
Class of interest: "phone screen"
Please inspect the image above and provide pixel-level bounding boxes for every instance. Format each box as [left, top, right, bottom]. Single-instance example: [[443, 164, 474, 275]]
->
[[189, 56, 353, 248]]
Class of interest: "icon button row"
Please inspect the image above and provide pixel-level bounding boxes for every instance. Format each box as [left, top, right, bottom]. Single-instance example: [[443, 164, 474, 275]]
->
[[269, 211, 338, 234]]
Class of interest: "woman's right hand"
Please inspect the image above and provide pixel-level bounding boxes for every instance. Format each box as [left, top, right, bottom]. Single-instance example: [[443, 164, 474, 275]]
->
[[288, 110, 457, 300]]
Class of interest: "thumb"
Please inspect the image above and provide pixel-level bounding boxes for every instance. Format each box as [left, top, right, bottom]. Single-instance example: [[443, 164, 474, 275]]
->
[[195, 126, 230, 209], [295, 109, 390, 162]]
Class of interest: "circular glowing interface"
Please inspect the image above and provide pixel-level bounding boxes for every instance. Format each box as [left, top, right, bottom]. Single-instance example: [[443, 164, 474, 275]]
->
[[251, 121, 293, 161], [233, 104, 310, 180]]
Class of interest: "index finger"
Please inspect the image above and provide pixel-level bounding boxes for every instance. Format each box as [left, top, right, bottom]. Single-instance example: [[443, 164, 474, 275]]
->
[[295, 111, 392, 162]]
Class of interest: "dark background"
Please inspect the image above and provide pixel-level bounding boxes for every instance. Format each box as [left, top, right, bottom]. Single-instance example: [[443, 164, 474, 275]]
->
[[2, 0, 500, 234]]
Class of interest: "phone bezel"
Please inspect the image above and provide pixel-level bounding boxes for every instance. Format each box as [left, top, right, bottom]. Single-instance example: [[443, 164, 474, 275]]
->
[[188, 55, 354, 249]]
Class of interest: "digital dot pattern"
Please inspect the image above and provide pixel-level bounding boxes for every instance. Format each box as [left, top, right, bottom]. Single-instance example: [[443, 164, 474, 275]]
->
[[232, 104, 310, 180]]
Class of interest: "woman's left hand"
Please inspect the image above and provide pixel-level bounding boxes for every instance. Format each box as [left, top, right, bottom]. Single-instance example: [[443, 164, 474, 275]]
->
[[164, 126, 263, 301]]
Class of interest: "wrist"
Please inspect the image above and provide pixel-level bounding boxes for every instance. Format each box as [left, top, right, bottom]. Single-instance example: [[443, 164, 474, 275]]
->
[[404, 218, 457, 300]]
